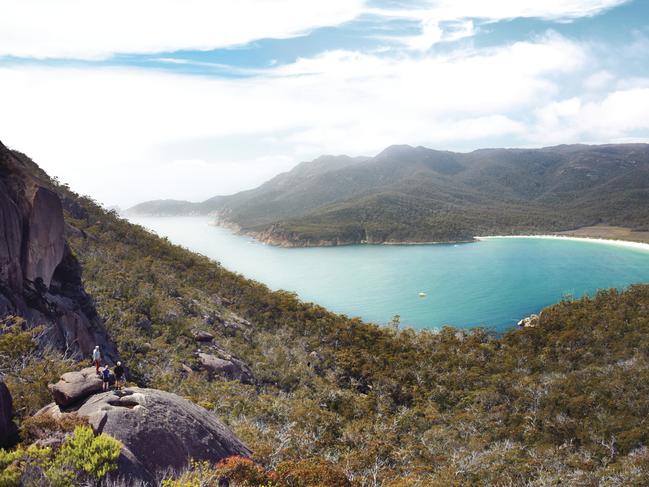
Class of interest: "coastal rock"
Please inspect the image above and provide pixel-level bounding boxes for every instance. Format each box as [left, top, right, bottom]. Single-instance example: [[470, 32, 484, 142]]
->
[[48, 367, 103, 407], [517, 314, 540, 328], [39, 388, 251, 484], [0, 382, 16, 447], [198, 352, 254, 384]]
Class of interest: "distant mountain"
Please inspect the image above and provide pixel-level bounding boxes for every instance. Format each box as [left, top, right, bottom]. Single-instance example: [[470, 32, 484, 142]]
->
[[128, 144, 649, 246]]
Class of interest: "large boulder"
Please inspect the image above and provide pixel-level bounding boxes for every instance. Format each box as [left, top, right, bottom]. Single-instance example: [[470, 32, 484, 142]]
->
[[39, 388, 251, 484], [0, 382, 16, 447], [198, 352, 254, 385], [48, 367, 103, 407]]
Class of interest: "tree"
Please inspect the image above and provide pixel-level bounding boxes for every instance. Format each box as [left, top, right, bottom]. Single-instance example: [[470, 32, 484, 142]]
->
[[389, 315, 401, 334]]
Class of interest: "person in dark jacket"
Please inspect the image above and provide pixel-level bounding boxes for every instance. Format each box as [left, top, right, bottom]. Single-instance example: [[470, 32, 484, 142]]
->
[[101, 365, 111, 391], [114, 362, 125, 390]]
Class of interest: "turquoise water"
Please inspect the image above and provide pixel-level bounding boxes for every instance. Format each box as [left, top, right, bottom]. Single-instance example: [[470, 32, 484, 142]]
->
[[128, 216, 649, 331]]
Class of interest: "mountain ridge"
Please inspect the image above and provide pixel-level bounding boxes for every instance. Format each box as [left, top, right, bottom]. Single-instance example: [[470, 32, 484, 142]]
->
[[129, 143, 649, 246]]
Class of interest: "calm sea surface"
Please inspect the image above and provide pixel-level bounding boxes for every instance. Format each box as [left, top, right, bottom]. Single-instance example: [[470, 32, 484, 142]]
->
[[128, 216, 649, 331]]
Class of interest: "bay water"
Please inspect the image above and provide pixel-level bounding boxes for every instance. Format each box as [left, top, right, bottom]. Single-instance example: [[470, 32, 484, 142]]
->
[[128, 216, 649, 331]]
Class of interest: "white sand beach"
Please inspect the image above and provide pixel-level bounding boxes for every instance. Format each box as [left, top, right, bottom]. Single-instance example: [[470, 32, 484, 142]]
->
[[476, 235, 649, 253]]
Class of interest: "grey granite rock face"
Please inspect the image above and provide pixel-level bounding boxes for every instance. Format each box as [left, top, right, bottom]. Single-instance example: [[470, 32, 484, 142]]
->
[[0, 140, 118, 362], [23, 186, 65, 288]]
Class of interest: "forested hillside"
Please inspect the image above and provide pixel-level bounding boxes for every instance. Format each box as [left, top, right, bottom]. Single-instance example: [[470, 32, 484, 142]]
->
[[3, 144, 649, 484], [130, 143, 649, 246]]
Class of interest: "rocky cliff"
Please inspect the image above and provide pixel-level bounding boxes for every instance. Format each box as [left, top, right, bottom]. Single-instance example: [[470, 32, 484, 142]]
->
[[0, 140, 117, 362]]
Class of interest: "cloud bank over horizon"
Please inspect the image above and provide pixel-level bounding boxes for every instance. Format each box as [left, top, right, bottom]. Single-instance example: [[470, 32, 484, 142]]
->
[[0, 0, 647, 207]]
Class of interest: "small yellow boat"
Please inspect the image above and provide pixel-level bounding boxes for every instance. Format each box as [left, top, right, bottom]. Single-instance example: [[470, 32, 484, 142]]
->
[[418, 292, 427, 298]]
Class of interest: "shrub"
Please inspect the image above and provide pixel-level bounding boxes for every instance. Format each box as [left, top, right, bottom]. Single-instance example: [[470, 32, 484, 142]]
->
[[162, 460, 220, 487], [213, 456, 274, 485], [275, 459, 351, 487], [0, 444, 51, 487], [20, 413, 88, 445], [52, 425, 121, 483], [164, 457, 276, 487]]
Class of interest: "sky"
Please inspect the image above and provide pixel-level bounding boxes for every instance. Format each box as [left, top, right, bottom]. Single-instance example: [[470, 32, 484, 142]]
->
[[1, 0, 649, 208]]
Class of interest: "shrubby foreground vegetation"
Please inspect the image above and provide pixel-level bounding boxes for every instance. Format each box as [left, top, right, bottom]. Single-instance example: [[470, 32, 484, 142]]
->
[[3, 167, 649, 485]]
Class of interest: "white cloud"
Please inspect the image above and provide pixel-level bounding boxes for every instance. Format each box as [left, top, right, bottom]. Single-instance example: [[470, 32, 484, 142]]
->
[[370, 0, 630, 22], [0, 0, 364, 59], [583, 70, 615, 91], [533, 88, 649, 144], [370, 0, 630, 50], [0, 33, 598, 207], [0, 0, 630, 59]]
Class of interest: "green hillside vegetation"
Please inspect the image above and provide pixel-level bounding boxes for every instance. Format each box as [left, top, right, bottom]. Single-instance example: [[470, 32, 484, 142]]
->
[[0, 150, 643, 484], [129, 144, 649, 246]]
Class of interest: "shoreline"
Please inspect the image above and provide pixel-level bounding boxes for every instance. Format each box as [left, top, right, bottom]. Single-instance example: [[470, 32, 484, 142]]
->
[[476, 235, 649, 253], [132, 215, 649, 252]]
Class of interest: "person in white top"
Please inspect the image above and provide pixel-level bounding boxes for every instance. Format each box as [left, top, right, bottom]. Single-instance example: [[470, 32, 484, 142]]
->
[[92, 345, 101, 374]]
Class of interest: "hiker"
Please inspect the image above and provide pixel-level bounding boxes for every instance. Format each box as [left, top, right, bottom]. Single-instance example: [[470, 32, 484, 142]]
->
[[93, 345, 101, 374], [101, 365, 111, 391], [114, 361, 125, 390]]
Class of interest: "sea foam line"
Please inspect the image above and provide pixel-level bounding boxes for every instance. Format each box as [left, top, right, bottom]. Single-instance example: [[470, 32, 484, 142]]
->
[[475, 235, 649, 253]]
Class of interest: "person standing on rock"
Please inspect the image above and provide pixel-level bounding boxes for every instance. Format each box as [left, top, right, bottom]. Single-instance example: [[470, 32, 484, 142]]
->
[[114, 361, 125, 390], [93, 345, 101, 374], [101, 365, 111, 391]]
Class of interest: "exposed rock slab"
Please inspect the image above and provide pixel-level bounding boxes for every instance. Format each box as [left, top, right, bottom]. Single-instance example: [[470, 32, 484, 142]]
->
[[39, 387, 251, 484], [48, 367, 103, 407]]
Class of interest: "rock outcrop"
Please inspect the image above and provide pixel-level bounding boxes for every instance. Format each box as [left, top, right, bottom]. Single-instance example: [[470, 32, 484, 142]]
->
[[39, 387, 251, 484], [0, 382, 16, 447], [0, 141, 117, 361], [192, 330, 214, 342], [48, 367, 104, 407], [197, 352, 255, 385]]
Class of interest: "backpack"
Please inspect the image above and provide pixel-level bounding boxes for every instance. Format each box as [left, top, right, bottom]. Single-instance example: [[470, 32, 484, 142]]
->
[[101, 368, 110, 380]]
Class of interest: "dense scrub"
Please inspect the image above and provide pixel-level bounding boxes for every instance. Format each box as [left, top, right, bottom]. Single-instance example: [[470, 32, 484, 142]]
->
[[57, 184, 649, 484], [3, 152, 649, 484]]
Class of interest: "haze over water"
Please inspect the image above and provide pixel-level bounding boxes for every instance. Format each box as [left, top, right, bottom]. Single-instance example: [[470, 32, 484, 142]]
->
[[130, 216, 649, 331]]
